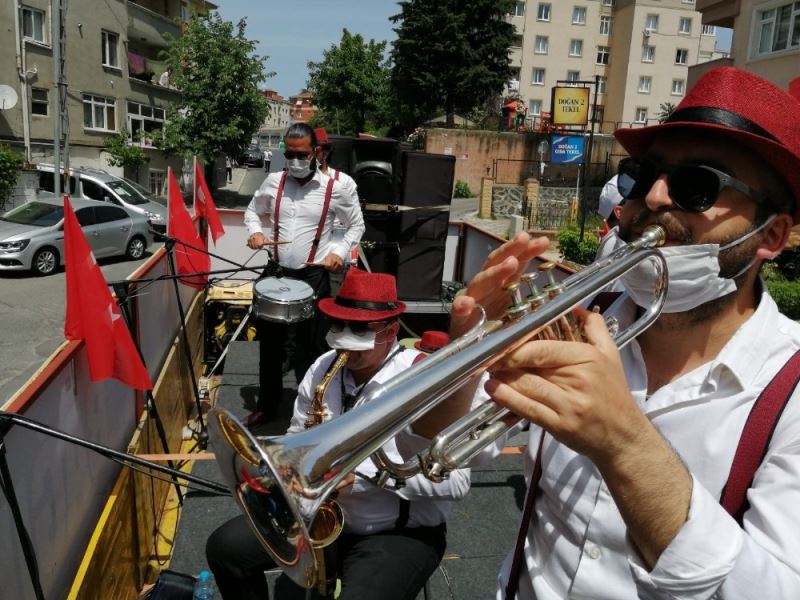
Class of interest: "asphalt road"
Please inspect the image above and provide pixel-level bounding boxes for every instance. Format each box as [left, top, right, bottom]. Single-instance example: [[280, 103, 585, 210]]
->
[[0, 251, 153, 405]]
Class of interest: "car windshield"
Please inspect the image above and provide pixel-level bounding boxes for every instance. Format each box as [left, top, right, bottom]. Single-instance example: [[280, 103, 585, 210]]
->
[[0, 201, 63, 226], [105, 179, 149, 205]]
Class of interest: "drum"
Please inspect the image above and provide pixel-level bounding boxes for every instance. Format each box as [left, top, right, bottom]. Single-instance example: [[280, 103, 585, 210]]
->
[[252, 277, 314, 324]]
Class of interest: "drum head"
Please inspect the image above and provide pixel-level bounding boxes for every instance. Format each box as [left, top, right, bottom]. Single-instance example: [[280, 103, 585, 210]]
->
[[254, 277, 314, 302]]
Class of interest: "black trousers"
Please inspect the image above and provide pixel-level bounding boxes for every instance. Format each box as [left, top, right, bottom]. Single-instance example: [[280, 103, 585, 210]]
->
[[206, 515, 446, 600], [254, 265, 330, 412]]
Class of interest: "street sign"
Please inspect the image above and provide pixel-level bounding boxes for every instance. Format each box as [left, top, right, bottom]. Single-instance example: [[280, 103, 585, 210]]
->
[[550, 135, 584, 164]]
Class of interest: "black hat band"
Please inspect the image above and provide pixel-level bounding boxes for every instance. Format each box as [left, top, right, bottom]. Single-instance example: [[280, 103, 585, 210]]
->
[[666, 107, 778, 142], [334, 297, 398, 311]]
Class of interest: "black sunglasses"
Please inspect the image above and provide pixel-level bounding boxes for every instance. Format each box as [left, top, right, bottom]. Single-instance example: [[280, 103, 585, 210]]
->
[[617, 156, 766, 212], [329, 319, 391, 337], [283, 151, 313, 160]]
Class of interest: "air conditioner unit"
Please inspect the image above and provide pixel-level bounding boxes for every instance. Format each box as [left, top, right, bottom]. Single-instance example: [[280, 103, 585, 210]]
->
[[643, 29, 651, 37]]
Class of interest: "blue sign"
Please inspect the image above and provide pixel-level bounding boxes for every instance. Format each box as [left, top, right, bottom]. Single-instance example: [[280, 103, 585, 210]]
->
[[550, 135, 585, 164]]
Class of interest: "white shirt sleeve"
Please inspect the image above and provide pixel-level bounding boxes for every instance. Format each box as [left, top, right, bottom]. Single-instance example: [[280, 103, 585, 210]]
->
[[329, 180, 365, 260], [244, 178, 273, 236]]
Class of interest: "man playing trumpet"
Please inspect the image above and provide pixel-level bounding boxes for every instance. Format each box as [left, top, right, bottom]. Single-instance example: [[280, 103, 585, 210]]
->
[[207, 268, 474, 599], [418, 67, 800, 599]]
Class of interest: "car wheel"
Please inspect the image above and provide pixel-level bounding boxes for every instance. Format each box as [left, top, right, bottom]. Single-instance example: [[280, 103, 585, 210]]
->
[[32, 247, 59, 276], [126, 236, 146, 260]]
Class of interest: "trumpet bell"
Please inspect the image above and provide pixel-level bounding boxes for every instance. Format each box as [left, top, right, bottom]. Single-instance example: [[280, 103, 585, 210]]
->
[[209, 409, 318, 588]]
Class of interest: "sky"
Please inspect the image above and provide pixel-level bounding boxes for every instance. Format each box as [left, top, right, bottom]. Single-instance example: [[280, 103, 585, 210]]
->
[[215, 1, 401, 99], [214, 1, 733, 99]]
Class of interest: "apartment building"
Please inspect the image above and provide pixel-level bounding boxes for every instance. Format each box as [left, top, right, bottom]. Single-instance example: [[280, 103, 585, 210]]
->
[[692, 0, 798, 89], [257, 88, 291, 147], [508, 0, 726, 130], [289, 90, 318, 123], [1, 0, 215, 193]]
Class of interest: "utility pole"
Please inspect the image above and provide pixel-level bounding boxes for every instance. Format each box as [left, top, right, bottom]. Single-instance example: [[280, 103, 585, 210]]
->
[[579, 75, 600, 242], [52, 0, 66, 196]]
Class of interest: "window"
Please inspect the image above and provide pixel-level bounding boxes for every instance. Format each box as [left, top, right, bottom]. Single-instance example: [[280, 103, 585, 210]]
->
[[529, 99, 542, 115], [127, 101, 166, 146], [75, 208, 96, 227], [702, 25, 716, 35], [675, 48, 689, 64], [566, 70, 581, 85], [602, 0, 616, 5], [592, 106, 604, 123], [572, 6, 587, 25], [569, 39, 583, 56], [635, 107, 648, 123], [31, 88, 48, 116], [600, 16, 613, 35], [645, 14, 659, 32], [672, 78, 685, 95], [642, 45, 655, 62], [534, 35, 549, 54], [596, 45, 610, 64], [755, 2, 800, 56], [597, 76, 607, 94], [21, 6, 46, 44], [512, 34, 524, 47], [513, 1, 525, 17], [532, 68, 545, 85], [101, 31, 119, 68], [83, 94, 116, 131], [537, 3, 551, 21], [638, 76, 652, 93], [149, 170, 166, 196], [95, 205, 128, 223], [679, 17, 692, 34]]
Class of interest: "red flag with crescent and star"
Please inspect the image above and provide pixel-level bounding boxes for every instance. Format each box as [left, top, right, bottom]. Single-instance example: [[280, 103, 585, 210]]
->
[[168, 167, 210, 288], [63, 195, 152, 390]]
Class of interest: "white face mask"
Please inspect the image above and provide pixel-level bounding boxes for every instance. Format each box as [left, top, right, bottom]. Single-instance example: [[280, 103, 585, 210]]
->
[[621, 216, 775, 313], [287, 158, 314, 179], [326, 326, 377, 351]]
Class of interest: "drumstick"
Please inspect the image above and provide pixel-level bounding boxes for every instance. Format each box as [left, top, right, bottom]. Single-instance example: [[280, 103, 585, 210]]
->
[[260, 239, 291, 246]]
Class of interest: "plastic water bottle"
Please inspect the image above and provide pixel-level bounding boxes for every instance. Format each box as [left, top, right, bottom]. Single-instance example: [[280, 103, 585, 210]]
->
[[193, 570, 215, 599]]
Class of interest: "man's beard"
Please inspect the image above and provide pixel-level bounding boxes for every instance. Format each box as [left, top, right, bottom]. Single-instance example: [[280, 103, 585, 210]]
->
[[620, 208, 762, 327]]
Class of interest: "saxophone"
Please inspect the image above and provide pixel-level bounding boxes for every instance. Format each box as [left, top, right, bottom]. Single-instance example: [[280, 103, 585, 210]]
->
[[305, 351, 349, 595]]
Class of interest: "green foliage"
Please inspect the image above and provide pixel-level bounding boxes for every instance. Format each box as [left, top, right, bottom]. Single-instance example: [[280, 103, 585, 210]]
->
[[0, 145, 24, 211], [104, 132, 147, 170], [773, 246, 800, 280], [307, 29, 391, 135], [390, 0, 516, 129], [453, 180, 473, 198], [656, 102, 676, 124], [556, 226, 600, 265], [767, 279, 800, 319], [158, 14, 271, 161]]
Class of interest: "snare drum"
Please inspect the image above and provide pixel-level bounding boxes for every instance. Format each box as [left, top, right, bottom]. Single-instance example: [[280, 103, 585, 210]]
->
[[252, 277, 314, 324]]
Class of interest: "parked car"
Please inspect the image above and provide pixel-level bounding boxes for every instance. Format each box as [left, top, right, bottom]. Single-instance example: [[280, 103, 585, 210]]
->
[[237, 146, 264, 168], [0, 196, 153, 276], [37, 164, 168, 232]]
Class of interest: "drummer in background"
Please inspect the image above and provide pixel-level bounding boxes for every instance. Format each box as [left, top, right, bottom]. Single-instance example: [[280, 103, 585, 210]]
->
[[244, 123, 365, 427]]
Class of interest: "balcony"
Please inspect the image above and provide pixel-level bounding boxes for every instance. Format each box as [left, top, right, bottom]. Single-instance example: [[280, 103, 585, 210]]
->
[[695, 0, 740, 28], [127, 1, 180, 49]]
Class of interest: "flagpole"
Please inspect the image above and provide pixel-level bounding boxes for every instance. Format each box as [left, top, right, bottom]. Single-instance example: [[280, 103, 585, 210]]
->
[[192, 156, 198, 216]]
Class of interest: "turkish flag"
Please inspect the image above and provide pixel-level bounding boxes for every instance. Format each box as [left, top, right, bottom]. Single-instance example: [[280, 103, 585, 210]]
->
[[193, 158, 225, 244], [168, 168, 210, 288], [63, 196, 152, 390]]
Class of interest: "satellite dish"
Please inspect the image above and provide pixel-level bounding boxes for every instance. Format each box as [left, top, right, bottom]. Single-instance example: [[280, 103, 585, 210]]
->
[[0, 85, 19, 110]]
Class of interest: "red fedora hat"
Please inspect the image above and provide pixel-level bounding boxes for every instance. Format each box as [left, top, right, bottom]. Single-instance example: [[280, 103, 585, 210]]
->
[[414, 330, 449, 353], [319, 268, 406, 321], [314, 127, 331, 148], [614, 67, 800, 223]]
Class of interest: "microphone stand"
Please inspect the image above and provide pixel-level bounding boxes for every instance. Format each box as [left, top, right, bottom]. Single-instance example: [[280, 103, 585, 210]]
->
[[0, 412, 228, 600]]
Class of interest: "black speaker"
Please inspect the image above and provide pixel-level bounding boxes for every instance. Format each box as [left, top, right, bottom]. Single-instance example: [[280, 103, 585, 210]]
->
[[326, 134, 353, 174], [395, 152, 456, 300]]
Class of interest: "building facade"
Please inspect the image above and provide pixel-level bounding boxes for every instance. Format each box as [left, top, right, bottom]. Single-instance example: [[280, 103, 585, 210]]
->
[[508, 0, 727, 131], [692, 0, 798, 89], [257, 88, 291, 147], [289, 90, 317, 123], [1, 0, 215, 194]]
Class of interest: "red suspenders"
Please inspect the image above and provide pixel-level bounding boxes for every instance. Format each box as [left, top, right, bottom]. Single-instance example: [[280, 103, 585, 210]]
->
[[271, 173, 335, 265]]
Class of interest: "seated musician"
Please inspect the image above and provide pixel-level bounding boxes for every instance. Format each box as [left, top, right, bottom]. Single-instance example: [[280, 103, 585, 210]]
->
[[207, 268, 477, 600]]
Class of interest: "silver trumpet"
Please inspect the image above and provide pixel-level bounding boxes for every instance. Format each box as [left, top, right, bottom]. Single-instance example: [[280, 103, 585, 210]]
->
[[208, 225, 667, 590]]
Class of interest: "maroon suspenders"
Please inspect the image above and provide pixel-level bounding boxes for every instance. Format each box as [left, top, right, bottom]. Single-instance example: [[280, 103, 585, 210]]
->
[[271, 172, 334, 265]]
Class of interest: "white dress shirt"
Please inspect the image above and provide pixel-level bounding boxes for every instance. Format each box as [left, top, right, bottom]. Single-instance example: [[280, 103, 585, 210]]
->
[[288, 343, 476, 535], [244, 169, 365, 270], [498, 286, 800, 599]]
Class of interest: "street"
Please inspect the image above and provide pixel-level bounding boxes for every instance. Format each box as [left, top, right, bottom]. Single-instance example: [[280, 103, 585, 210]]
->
[[0, 252, 153, 405]]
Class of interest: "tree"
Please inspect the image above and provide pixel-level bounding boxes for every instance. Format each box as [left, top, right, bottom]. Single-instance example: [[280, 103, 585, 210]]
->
[[307, 29, 391, 135], [390, 0, 516, 128], [656, 102, 677, 124], [104, 131, 147, 171], [157, 14, 270, 161], [0, 145, 24, 212]]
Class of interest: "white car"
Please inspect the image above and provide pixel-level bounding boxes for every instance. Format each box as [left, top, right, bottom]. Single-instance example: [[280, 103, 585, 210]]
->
[[0, 196, 153, 275]]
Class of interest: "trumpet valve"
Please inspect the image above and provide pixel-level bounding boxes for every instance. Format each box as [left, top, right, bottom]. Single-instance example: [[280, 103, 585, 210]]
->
[[504, 282, 531, 319], [539, 262, 565, 298]]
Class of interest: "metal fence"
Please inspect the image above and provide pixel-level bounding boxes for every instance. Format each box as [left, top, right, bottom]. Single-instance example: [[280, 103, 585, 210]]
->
[[527, 198, 577, 230], [493, 158, 611, 186]]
